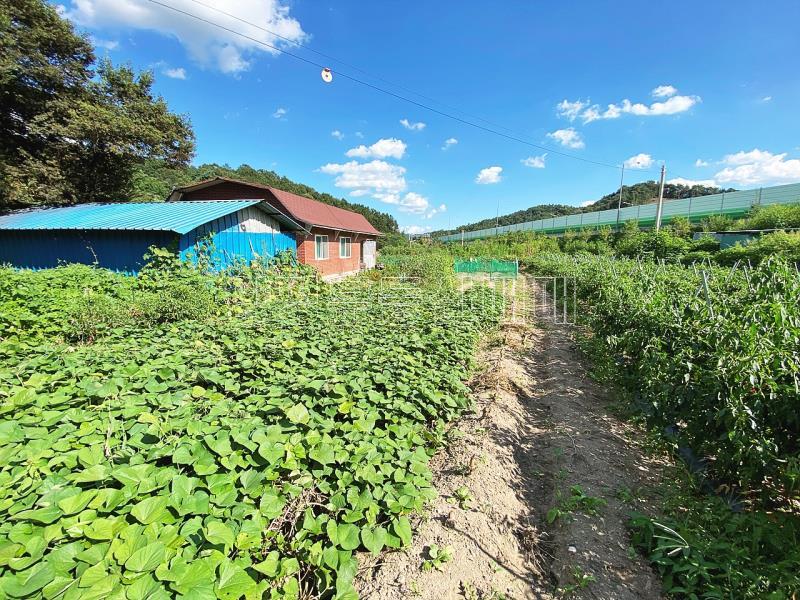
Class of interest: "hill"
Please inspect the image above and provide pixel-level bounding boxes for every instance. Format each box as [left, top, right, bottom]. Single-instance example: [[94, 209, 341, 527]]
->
[[131, 160, 399, 233], [432, 181, 735, 236]]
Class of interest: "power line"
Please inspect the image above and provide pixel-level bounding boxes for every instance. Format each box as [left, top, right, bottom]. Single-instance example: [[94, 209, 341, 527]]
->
[[143, 0, 626, 171], [181, 0, 521, 137]]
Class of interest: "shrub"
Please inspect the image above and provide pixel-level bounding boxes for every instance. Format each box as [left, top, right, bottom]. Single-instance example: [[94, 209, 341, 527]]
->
[[716, 231, 800, 266], [667, 215, 693, 237], [690, 234, 721, 253], [701, 214, 734, 232], [631, 474, 800, 598], [740, 203, 800, 230], [615, 230, 690, 260]]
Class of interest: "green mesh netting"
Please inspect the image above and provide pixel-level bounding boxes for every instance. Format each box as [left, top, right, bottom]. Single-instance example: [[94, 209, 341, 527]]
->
[[454, 259, 518, 275]]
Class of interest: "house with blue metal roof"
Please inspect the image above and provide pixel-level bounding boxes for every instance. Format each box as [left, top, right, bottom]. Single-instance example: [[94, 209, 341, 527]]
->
[[0, 200, 306, 272]]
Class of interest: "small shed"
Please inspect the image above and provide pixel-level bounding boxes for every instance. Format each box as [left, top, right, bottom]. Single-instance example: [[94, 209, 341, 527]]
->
[[0, 200, 305, 272]]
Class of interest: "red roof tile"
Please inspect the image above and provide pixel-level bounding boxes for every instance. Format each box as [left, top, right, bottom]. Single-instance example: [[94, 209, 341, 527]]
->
[[171, 177, 382, 236], [266, 187, 381, 236]]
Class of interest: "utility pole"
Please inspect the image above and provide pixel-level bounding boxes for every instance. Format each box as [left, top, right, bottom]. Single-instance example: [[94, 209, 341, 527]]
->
[[460, 229, 464, 247], [615, 164, 625, 231], [655, 164, 666, 232], [495, 196, 501, 237]]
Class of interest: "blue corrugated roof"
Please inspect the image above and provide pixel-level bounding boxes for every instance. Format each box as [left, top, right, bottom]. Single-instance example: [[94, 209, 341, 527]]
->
[[0, 201, 263, 235]]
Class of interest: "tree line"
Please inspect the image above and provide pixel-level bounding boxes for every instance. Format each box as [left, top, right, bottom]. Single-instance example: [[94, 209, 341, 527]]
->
[[432, 181, 736, 236], [0, 0, 398, 233]]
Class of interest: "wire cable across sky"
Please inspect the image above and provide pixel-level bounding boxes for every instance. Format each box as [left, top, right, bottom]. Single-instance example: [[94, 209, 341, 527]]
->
[[144, 0, 640, 172]]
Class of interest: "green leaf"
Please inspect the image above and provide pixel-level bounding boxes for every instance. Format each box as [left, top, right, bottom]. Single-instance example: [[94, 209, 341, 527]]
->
[[173, 559, 217, 600], [285, 403, 309, 424], [215, 560, 257, 600], [251, 551, 280, 577], [3, 562, 56, 597], [125, 542, 166, 573], [309, 443, 335, 465], [259, 491, 285, 520], [124, 573, 164, 600], [172, 560, 216, 598], [83, 517, 118, 540], [14, 505, 62, 525], [326, 521, 360, 551], [337, 524, 361, 551], [72, 464, 110, 483], [361, 526, 388, 555], [78, 561, 108, 588], [130, 496, 169, 525], [392, 516, 412, 547], [58, 490, 97, 515], [205, 522, 235, 549]]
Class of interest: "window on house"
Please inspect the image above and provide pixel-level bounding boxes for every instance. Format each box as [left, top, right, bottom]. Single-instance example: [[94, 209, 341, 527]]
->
[[339, 237, 352, 258], [314, 235, 329, 260]]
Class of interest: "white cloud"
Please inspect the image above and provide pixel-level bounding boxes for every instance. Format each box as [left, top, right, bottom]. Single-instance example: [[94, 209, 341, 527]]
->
[[521, 154, 546, 168], [651, 85, 678, 98], [695, 159, 709, 167], [580, 200, 596, 207], [163, 67, 187, 79], [331, 130, 344, 140], [272, 107, 287, 120], [355, 131, 364, 138], [714, 149, 800, 186], [557, 87, 700, 124], [400, 225, 433, 235], [547, 128, 585, 149], [345, 138, 406, 160], [475, 166, 503, 184], [425, 203, 447, 219], [62, 0, 307, 74], [442, 137, 458, 150], [556, 99, 588, 121], [761, 96, 773, 102], [668, 177, 718, 187], [400, 118, 426, 131], [620, 95, 700, 117], [93, 38, 119, 50], [623, 153, 654, 170], [319, 160, 407, 196], [374, 192, 436, 215]]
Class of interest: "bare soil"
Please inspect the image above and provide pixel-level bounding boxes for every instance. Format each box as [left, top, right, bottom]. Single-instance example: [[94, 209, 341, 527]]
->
[[356, 278, 665, 600]]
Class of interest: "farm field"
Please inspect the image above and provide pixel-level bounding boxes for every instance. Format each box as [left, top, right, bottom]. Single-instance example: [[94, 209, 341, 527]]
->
[[2, 247, 800, 599], [0, 258, 504, 599], [376, 244, 800, 598]]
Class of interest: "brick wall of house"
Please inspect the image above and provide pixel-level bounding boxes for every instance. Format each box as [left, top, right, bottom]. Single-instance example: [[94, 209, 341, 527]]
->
[[297, 227, 363, 276]]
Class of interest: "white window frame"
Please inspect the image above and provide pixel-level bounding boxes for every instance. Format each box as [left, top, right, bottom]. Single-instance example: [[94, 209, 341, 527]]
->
[[314, 234, 329, 260], [339, 236, 352, 258]]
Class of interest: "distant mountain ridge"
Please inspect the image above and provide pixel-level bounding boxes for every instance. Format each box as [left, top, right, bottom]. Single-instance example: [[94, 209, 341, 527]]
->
[[432, 181, 734, 236]]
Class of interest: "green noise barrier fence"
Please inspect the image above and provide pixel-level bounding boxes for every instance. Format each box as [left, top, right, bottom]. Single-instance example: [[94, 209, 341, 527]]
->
[[454, 258, 519, 276], [439, 182, 800, 241]]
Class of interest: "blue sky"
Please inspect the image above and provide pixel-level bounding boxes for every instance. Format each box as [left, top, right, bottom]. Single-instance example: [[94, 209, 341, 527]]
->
[[61, 0, 800, 233]]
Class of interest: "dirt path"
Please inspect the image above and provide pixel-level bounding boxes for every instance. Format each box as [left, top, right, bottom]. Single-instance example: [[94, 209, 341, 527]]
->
[[357, 279, 664, 599]]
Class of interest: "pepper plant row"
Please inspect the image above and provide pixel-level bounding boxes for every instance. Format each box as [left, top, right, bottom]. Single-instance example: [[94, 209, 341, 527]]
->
[[527, 253, 800, 502]]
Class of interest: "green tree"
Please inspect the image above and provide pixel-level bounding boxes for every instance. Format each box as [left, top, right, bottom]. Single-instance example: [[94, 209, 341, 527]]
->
[[0, 0, 194, 208]]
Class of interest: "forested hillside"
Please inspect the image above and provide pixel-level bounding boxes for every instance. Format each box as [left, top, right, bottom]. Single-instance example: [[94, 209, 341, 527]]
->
[[433, 181, 735, 235], [132, 160, 399, 233]]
